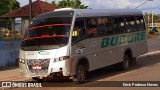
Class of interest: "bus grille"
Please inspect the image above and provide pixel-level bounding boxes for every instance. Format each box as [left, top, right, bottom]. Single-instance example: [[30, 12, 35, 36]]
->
[[26, 59, 50, 75]]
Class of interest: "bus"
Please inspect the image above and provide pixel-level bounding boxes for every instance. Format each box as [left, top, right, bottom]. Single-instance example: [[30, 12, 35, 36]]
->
[[19, 8, 148, 83]]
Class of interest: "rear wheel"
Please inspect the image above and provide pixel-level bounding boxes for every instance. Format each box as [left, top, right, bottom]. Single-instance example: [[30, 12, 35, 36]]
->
[[73, 65, 86, 84], [130, 57, 137, 66], [120, 54, 130, 70]]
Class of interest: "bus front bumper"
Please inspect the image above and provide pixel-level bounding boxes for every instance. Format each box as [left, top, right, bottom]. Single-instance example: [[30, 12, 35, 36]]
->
[[19, 61, 72, 79]]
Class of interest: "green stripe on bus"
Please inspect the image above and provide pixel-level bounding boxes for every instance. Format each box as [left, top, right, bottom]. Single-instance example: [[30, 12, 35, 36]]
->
[[101, 32, 146, 48]]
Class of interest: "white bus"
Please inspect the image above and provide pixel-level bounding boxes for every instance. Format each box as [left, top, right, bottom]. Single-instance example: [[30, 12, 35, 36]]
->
[[19, 8, 148, 83]]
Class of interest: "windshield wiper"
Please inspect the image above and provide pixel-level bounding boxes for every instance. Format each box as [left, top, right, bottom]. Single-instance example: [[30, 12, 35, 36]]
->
[[52, 38, 61, 47]]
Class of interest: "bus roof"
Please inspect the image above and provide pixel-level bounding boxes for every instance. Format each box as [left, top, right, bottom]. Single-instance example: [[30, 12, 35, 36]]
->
[[34, 9, 143, 19], [74, 9, 142, 17]]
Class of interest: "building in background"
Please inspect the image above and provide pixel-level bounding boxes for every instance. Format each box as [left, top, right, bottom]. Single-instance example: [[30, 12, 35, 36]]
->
[[1, 0, 59, 35]]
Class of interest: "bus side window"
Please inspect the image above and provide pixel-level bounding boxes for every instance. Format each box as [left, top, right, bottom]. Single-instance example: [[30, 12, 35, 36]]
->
[[105, 17, 113, 35], [86, 18, 98, 37], [125, 17, 136, 32], [97, 17, 106, 35], [130, 16, 136, 32], [135, 16, 145, 31], [125, 17, 130, 32], [113, 17, 125, 34], [72, 18, 86, 43], [119, 17, 125, 33], [113, 17, 120, 34]]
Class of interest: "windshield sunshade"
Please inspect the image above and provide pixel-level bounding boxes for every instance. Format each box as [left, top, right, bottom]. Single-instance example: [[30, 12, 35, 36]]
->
[[21, 17, 73, 50]]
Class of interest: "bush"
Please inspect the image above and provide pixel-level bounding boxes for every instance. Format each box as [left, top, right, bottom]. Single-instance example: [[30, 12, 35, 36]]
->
[[149, 31, 155, 35], [0, 35, 21, 41]]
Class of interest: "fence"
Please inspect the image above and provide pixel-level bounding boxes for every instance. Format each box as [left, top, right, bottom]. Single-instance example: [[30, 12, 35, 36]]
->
[[149, 23, 160, 28], [0, 20, 21, 68], [0, 47, 19, 67]]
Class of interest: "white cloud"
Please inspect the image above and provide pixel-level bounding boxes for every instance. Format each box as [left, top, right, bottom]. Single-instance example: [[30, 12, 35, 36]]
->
[[17, 0, 160, 14], [81, 0, 152, 9], [80, 0, 160, 14]]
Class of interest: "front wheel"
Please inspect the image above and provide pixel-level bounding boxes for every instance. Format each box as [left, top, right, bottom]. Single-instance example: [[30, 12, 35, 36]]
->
[[73, 65, 86, 84], [32, 77, 44, 82]]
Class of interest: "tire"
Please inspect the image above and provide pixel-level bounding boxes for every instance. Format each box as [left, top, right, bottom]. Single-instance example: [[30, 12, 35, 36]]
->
[[73, 65, 86, 84], [120, 54, 130, 70], [32, 77, 39, 81], [32, 77, 44, 82], [130, 57, 137, 66]]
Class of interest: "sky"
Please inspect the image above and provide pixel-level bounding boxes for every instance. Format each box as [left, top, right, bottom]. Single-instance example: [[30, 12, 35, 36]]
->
[[17, 0, 160, 14]]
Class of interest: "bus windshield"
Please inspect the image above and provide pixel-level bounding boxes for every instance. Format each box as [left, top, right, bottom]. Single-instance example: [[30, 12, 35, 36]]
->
[[21, 17, 72, 50]]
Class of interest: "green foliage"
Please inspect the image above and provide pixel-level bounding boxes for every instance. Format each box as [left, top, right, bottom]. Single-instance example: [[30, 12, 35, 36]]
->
[[0, 0, 20, 30], [0, 35, 20, 41], [144, 13, 160, 23], [52, 0, 88, 9], [149, 31, 154, 35], [0, 0, 20, 16]]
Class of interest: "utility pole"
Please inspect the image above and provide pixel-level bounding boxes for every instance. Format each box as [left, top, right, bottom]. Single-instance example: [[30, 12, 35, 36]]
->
[[29, 0, 32, 20], [151, 5, 160, 28], [152, 11, 154, 28], [148, 15, 150, 31]]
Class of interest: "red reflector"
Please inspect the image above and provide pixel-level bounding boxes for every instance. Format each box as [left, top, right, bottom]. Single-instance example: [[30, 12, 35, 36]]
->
[[32, 65, 42, 70]]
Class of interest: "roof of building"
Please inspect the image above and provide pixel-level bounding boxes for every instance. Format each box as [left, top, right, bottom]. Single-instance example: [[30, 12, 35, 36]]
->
[[1, 0, 59, 18]]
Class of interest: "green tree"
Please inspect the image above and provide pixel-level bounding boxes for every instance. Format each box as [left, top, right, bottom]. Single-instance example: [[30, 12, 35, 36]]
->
[[0, 0, 20, 16], [0, 0, 20, 30], [154, 15, 160, 22], [52, 0, 88, 9], [144, 13, 160, 24], [157, 15, 160, 22]]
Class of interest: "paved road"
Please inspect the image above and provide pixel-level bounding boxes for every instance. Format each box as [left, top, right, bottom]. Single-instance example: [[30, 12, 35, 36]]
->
[[0, 67, 29, 81], [1, 36, 160, 90], [147, 35, 160, 51]]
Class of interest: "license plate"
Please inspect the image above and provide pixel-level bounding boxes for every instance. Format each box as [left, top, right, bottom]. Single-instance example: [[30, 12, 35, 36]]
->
[[32, 65, 42, 70]]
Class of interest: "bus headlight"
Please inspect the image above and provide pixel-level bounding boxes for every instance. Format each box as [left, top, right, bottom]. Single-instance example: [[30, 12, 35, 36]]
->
[[19, 59, 25, 63], [54, 56, 70, 62]]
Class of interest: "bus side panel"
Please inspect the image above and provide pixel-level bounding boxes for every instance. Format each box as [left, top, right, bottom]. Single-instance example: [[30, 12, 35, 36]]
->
[[114, 46, 124, 63], [131, 40, 148, 57], [86, 37, 118, 71], [130, 31, 148, 57], [71, 37, 121, 72]]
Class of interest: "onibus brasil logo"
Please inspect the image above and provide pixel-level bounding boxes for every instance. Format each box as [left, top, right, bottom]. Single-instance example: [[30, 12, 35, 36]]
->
[[1, 82, 42, 88]]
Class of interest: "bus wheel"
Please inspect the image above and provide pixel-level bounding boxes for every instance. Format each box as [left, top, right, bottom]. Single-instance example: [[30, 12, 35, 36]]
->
[[130, 57, 137, 66], [32, 77, 39, 81], [120, 54, 130, 70], [32, 77, 44, 82], [73, 65, 86, 84]]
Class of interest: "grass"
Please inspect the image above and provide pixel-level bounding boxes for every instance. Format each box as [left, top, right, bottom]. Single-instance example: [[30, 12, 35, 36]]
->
[[0, 35, 21, 41]]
